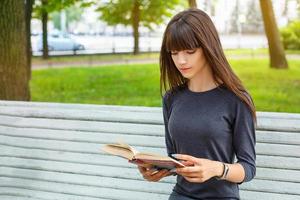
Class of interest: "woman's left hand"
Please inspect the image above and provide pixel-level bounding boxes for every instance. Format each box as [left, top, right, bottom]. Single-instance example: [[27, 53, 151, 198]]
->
[[173, 154, 223, 183]]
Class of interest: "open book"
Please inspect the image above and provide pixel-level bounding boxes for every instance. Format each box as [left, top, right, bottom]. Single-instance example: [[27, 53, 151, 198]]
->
[[102, 142, 185, 170]]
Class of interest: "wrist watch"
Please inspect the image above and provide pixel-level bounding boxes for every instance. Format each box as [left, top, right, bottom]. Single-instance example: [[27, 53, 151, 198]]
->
[[216, 163, 229, 180]]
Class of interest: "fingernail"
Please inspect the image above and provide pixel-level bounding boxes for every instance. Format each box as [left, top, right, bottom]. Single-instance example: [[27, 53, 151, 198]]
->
[[150, 170, 159, 175], [171, 154, 178, 158]]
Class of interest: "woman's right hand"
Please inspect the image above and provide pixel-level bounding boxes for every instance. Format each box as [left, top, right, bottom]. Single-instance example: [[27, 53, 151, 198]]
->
[[138, 165, 171, 182]]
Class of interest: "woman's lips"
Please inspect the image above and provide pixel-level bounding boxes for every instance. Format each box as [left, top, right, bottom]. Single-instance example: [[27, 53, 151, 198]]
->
[[179, 67, 191, 72]]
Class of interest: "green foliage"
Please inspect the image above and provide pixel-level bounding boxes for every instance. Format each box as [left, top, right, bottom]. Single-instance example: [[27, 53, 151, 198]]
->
[[97, 0, 182, 29], [51, 5, 83, 30], [31, 59, 300, 113], [33, 0, 94, 19], [280, 20, 300, 50]]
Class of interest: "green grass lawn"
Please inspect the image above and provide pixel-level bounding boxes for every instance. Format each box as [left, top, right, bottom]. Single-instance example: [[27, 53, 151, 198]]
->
[[30, 59, 300, 113]]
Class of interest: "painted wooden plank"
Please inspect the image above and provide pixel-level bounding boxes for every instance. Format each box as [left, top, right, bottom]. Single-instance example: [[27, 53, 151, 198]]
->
[[0, 115, 164, 136], [0, 186, 299, 200], [0, 100, 162, 112], [0, 134, 168, 155], [0, 177, 171, 200], [1, 134, 299, 158], [0, 126, 165, 147], [1, 156, 300, 184], [256, 130, 300, 145], [0, 107, 163, 125], [1, 100, 300, 120], [257, 143, 300, 157], [0, 196, 45, 200], [1, 166, 299, 195], [0, 167, 174, 194], [1, 125, 300, 146], [256, 167, 300, 183], [257, 155, 300, 170], [240, 190, 300, 200], [2, 145, 300, 170], [1, 102, 300, 132], [0, 187, 130, 200], [240, 179, 300, 195]]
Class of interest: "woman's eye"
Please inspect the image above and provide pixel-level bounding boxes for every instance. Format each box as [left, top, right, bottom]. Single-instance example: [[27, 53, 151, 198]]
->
[[170, 52, 178, 55], [186, 50, 196, 54]]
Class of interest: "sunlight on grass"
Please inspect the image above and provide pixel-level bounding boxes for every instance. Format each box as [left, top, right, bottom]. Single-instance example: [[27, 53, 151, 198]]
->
[[31, 59, 300, 113]]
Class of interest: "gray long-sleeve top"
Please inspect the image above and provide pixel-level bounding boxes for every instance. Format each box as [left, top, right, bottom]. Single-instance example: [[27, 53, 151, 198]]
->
[[163, 85, 256, 199]]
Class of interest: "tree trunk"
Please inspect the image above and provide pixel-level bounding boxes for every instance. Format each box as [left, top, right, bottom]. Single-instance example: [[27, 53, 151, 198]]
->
[[259, 0, 288, 69], [132, 0, 140, 55], [188, 0, 197, 8], [0, 0, 30, 100], [25, 0, 34, 82], [42, 0, 49, 59]]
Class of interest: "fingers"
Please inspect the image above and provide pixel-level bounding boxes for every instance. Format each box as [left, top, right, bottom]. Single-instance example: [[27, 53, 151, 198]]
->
[[172, 154, 199, 164], [142, 169, 170, 182], [176, 167, 201, 178], [180, 160, 195, 166], [176, 166, 199, 173]]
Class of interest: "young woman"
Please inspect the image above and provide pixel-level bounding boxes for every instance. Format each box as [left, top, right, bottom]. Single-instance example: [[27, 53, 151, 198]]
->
[[138, 8, 256, 200]]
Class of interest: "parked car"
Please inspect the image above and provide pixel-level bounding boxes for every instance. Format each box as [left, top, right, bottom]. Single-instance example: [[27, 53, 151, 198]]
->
[[37, 32, 84, 51]]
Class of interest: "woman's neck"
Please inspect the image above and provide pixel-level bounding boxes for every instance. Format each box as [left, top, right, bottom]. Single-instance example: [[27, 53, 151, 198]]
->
[[188, 65, 217, 92]]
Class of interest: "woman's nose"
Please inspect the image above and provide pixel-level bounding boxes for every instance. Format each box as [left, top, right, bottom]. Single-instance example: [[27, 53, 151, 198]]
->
[[177, 53, 187, 65]]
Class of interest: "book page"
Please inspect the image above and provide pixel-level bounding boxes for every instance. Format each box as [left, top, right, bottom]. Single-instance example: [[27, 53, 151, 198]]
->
[[102, 143, 135, 160]]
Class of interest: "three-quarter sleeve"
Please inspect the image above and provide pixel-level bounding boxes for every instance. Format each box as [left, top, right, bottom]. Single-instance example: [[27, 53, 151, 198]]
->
[[232, 100, 256, 183], [162, 95, 175, 156]]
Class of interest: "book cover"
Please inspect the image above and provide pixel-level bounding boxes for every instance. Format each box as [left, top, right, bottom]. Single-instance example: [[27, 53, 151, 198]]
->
[[102, 142, 184, 170]]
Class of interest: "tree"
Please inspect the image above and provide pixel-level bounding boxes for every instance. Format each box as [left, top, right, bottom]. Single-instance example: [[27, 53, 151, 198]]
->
[[259, 0, 288, 69], [25, 0, 35, 83], [229, 0, 240, 33], [33, 0, 94, 59], [97, 0, 181, 55], [245, 0, 263, 34], [0, 0, 30, 100], [41, 0, 49, 59], [51, 6, 83, 31], [188, 0, 197, 8]]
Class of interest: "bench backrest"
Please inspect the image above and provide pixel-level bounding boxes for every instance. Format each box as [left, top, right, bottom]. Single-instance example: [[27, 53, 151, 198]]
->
[[0, 101, 299, 200]]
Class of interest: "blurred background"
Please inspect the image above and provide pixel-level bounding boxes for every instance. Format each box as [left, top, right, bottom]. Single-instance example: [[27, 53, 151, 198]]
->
[[1, 0, 300, 113], [30, 0, 298, 55]]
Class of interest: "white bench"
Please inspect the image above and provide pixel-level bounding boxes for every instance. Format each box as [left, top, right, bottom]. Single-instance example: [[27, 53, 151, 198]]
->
[[0, 100, 299, 200]]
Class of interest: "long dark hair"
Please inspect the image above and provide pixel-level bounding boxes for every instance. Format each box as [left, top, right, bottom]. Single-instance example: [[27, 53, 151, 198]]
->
[[160, 8, 256, 120]]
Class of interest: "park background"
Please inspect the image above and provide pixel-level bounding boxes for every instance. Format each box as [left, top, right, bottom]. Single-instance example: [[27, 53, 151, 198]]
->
[[0, 0, 300, 113]]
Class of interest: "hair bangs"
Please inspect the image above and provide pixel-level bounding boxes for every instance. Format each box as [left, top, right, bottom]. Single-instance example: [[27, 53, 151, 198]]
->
[[165, 21, 200, 52]]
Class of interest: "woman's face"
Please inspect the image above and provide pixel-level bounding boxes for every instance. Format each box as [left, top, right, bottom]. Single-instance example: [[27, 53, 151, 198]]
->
[[170, 48, 208, 80]]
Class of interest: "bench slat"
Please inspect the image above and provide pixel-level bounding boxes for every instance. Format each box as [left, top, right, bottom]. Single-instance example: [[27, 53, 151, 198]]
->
[[1, 102, 300, 131], [0, 177, 171, 200], [0, 196, 45, 200], [0, 100, 162, 112], [1, 125, 300, 146], [0, 126, 165, 147], [241, 179, 300, 195], [1, 156, 300, 184], [0, 115, 163, 136], [1, 166, 299, 195], [240, 190, 300, 200], [0, 187, 129, 200], [2, 145, 299, 170], [0, 167, 173, 194], [0, 107, 163, 125], [1, 100, 300, 120], [1, 134, 299, 158]]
